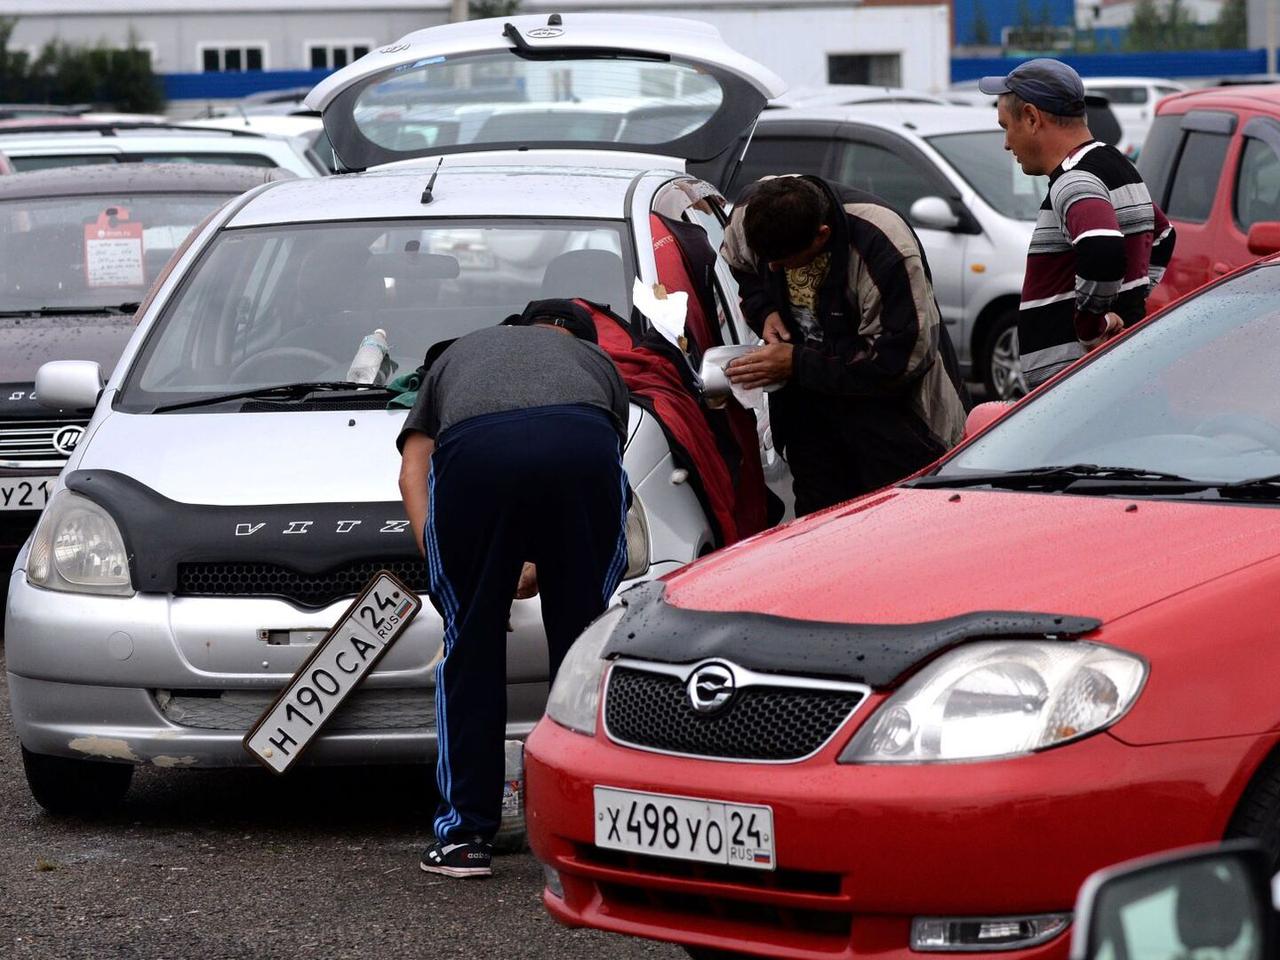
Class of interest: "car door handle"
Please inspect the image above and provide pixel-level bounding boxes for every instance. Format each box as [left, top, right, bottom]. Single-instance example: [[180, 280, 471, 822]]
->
[[1213, 261, 1231, 275]]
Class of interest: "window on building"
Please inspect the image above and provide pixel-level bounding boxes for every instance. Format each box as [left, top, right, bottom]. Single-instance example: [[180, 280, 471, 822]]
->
[[827, 53, 902, 88], [201, 45, 266, 73], [308, 43, 371, 70], [1164, 131, 1231, 224]]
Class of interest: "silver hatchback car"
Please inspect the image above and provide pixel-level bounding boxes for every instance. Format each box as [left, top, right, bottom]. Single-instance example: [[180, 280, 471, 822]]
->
[[4, 13, 787, 813]]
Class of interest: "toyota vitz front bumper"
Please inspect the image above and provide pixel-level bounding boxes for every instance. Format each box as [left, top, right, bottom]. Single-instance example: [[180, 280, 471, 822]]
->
[[525, 712, 1273, 960]]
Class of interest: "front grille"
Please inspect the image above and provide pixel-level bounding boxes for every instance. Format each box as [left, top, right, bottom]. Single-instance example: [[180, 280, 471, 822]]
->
[[604, 665, 865, 762], [597, 881, 852, 940], [156, 688, 431, 731], [0, 417, 89, 463], [580, 844, 842, 895], [176, 558, 428, 608]]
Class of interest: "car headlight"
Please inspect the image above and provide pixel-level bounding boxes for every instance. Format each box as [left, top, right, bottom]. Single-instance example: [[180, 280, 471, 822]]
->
[[623, 496, 649, 580], [544, 604, 624, 736], [840, 641, 1145, 763], [26, 490, 133, 596]]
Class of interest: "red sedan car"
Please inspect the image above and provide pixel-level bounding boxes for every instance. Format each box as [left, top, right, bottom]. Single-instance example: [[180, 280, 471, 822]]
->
[[526, 254, 1280, 959]]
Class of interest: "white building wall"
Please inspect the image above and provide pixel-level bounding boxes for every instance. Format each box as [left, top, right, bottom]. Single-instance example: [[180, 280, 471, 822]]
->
[[1, 2, 950, 94]]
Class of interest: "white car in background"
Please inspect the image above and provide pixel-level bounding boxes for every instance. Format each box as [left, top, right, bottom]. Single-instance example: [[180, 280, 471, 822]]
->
[[4, 13, 791, 814], [0, 122, 325, 177], [694, 103, 1049, 398], [1081, 76, 1187, 158], [183, 114, 338, 173]]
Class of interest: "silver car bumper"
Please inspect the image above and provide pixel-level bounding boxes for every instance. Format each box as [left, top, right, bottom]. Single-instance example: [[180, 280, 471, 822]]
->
[[4, 561, 679, 767]]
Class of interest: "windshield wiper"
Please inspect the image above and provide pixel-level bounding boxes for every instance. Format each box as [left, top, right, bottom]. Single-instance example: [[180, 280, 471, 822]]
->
[[0, 303, 141, 318], [910, 463, 1199, 491], [1215, 473, 1280, 500], [152, 381, 396, 414]]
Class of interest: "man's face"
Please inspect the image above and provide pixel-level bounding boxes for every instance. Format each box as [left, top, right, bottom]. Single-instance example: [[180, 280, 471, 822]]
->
[[768, 224, 832, 272], [997, 97, 1043, 176]]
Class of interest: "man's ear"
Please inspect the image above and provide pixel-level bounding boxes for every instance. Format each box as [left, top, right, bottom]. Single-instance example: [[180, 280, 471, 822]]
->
[[816, 224, 833, 244], [1023, 102, 1043, 133]]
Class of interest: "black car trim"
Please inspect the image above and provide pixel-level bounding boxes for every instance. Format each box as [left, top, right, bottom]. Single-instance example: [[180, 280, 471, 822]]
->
[[604, 580, 1102, 688]]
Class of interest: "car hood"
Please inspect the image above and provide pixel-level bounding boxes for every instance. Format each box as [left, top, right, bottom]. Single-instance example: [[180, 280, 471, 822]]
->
[[663, 487, 1280, 625], [75, 402, 644, 505], [0, 314, 134, 417]]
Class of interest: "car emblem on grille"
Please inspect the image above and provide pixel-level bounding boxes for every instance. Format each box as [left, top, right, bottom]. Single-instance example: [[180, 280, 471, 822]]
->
[[52, 425, 84, 456], [687, 663, 735, 714]]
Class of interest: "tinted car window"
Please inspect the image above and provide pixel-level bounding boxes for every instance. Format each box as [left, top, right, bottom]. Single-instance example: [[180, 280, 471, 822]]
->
[[1164, 131, 1230, 223], [927, 130, 1048, 220], [1136, 115, 1184, 206], [727, 136, 830, 200], [1235, 137, 1280, 230], [132, 152, 278, 168], [834, 140, 939, 218], [11, 154, 118, 172]]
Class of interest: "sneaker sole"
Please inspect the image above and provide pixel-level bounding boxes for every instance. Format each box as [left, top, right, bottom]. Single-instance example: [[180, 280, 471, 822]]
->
[[420, 862, 493, 878]]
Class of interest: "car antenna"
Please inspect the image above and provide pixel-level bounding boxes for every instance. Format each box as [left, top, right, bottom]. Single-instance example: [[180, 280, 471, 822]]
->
[[420, 157, 445, 204]]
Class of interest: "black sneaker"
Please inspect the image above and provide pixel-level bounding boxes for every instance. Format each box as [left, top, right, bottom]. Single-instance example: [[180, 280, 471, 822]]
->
[[420, 837, 493, 878]]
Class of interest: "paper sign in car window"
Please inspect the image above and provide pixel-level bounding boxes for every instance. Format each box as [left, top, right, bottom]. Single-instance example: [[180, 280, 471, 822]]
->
[[84, 207, 144, 288]]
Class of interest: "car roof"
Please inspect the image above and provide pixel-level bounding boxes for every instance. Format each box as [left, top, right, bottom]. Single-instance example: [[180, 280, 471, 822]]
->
[[1157, 84, 1280, 112], [225, 164, 650, 228], [0, 126, 284, 148], [756, 103, 999, 137], [1082, 77, 1184, 86], [0, 162, 290, 200]]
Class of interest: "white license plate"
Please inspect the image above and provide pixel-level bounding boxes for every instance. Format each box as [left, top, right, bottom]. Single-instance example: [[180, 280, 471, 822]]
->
[[243, 571, 423, 774], [593, 786, 775, 871], [0, 477, 52, 512]]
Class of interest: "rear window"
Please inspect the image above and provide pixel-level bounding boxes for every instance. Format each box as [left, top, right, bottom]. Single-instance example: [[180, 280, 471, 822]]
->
[[12, 154, 118, 172], [1164, 131, 1230, 223], [132, 153, 278, 168]]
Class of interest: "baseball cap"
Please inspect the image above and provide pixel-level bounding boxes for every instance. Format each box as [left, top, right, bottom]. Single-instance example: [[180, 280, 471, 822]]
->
[[502, 298, 599, 344], [978, 58, 1086, 117]]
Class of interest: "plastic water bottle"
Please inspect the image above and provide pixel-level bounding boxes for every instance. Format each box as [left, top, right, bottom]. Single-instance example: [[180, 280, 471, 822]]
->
[[346, 328, 392, 385], [493, 739, 526, 852]]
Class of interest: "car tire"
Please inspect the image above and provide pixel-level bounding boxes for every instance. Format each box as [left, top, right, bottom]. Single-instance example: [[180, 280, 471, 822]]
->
[[21, 746, 134, 816], [981, 309, 1028, 401], [1226, 754, 1280, 868]]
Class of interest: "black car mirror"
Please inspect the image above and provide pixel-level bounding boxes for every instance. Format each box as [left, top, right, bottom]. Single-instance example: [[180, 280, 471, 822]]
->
[[1071, 841, 1275, 960]]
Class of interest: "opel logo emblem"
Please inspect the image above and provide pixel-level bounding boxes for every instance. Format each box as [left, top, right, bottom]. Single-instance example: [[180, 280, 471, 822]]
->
[[526, 27, 564, 39], [52, 425, 84, 456], [687, 663, 735, 714]]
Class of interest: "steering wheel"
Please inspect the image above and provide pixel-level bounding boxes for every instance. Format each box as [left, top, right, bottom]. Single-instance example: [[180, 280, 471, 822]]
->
[[230, 347, 337, 384], [1192, 412, 1280, 453]]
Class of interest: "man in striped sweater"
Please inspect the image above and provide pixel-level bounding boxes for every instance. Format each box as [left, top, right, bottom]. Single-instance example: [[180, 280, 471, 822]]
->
[[979, 59, 1176, 388]]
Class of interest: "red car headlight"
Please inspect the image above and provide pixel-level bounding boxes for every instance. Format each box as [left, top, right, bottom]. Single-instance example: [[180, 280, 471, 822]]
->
[[841, 641, 1146, 764]]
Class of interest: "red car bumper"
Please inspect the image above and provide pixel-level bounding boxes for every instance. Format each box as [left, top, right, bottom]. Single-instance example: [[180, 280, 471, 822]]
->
[[526, 717, 1270, 960]]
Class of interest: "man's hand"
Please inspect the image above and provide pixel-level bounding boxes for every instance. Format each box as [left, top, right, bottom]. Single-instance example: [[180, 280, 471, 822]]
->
[[761, 311, 791, 344], [515, 562, 539, 600], [726, 343, 794, 389]]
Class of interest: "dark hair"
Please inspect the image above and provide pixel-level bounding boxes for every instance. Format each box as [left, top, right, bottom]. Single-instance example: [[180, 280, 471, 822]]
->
[[743, 177, 828, 262], [999, 91, 1086, 128]]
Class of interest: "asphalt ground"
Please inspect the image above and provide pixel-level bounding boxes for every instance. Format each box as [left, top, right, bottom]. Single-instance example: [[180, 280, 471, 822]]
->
[[0, 643, 684, 960]]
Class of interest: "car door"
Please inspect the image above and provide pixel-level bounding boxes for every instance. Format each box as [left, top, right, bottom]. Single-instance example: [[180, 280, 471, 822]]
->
[[829, 126, 970, 351], [1230, 117, 1280, 260], [1138, 110, 1236, 310]]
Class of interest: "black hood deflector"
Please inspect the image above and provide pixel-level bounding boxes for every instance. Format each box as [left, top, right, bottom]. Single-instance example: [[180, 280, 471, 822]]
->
[[604, 581, 1102, 688], [66, 469, 419, 593]]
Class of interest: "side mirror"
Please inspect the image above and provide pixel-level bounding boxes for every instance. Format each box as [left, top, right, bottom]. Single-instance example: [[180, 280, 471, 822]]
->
[[35, 360, 104, 412], [963, 400, 1013, 439], [1070, 841, 1275, 960], [909, 196, 961, 231], [699, 344, 780, 407], [1247, 221, 1280, 256]]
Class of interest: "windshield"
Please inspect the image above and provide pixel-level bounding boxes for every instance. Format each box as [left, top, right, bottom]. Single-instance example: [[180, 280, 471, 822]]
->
[[0, 193, 235, 312], [926, 131, 1048, 220], [934, 264, 1280, 486], [118, 217, 632, 410]]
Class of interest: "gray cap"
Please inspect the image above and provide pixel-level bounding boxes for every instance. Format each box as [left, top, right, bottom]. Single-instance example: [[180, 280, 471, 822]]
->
[[978, 58, 1086, 117]]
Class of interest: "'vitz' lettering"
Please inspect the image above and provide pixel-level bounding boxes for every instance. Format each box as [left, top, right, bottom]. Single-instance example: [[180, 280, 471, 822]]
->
[[235, 522, 266, 537], [335, 520, 362, 534], [231, 519, 411, 536], [380, 520, 410, 534], [282, 521, 313, 535]]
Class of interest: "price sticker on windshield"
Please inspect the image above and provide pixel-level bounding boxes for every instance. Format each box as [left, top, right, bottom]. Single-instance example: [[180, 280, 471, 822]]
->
[[243, 570, 422, 774], [84, 207, 144, 288]]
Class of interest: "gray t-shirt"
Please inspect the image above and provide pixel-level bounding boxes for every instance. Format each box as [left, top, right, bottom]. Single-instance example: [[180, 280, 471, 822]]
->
[[397, 325, 629, 449]]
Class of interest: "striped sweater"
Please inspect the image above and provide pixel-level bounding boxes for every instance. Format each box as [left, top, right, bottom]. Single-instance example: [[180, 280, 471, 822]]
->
[[1018, 139, 1176, 387]]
